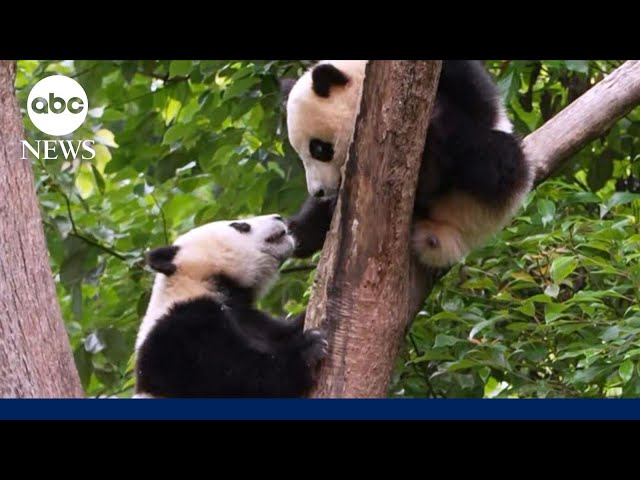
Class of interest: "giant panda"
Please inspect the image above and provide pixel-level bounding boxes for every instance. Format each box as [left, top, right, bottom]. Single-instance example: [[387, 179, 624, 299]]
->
[[285, 60, 534, 267], [133, 214, 328, 398]]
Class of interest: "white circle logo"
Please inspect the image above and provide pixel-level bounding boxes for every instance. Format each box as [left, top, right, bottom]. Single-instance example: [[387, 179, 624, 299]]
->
[[27, 75, 88, 136]]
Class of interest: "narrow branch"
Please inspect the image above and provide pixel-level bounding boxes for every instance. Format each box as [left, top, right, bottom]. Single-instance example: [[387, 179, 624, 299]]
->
[[52, 183, 140, 267], [149, 191, 169, 245], [68, 232, 129, 263], [71, 64, 98, 79], [106, 77, 189, 110]]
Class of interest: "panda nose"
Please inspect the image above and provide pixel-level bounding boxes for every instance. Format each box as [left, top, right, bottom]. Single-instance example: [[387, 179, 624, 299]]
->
[[313, 189, 325, 198]]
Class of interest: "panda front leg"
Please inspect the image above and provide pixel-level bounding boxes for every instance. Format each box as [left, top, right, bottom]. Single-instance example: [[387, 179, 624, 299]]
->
[[286, 194, 337, 258]]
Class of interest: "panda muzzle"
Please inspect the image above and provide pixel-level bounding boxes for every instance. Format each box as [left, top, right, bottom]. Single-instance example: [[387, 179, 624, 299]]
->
[[265, 229, 287, 244]]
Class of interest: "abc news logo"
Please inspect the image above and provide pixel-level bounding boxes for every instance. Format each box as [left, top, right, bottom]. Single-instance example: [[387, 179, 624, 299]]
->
[[31, 92, 85, 114], [21, 75, 95, 160]]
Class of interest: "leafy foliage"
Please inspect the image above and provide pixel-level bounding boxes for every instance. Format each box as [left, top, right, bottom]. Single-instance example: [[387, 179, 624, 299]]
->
[[16, 60, 640, 398]]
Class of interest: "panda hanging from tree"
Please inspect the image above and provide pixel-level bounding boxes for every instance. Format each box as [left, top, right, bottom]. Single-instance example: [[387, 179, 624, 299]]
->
[[284, 60, 534, 267]]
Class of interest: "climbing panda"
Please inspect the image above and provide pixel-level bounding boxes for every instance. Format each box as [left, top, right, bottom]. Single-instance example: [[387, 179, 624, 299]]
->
[[284, 60, 534, 267], [133, 214, 328, 398]]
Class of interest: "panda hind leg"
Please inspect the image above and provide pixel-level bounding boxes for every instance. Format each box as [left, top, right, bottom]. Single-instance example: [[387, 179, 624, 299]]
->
[[412, 218, 467, 268]]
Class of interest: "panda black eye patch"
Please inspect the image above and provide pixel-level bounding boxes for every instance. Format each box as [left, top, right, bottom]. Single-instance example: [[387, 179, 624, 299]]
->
[[309, 139, 334, 162], [229, 222, 251, 233]]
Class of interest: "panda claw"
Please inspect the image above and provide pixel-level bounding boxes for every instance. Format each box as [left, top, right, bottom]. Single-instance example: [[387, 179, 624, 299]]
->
[[427, 234, 439, 249], [302, 329, 329, 365]]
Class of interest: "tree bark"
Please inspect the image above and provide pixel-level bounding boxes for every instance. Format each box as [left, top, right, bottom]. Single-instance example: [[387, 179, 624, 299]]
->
[[0, 60, 84, 398], [309, 59, 640, 398], [305, 60, 442, 398]]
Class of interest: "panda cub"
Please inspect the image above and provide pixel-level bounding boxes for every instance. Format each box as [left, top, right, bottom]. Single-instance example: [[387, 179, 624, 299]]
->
[[285, 60, 534, 267], [134, 214, 328, 398]]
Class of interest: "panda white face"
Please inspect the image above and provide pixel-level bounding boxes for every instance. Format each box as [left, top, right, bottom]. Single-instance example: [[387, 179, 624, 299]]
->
[[148, 214, 294, 297], [286, 60, 368, 198], [136, 214, 294, 351]]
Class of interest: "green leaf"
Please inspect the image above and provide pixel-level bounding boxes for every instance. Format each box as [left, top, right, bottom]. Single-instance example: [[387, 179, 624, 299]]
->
[[101, 109, 126, 122], [460, 277, 495, 290], [619, 360, 634, 384], [91, 164, 105, 195], [434, 334, 461, 348], [570, 366, 605, 385], [537, 199, 556, 227], [154, 152, 189, 183], [413, 350, 455, 363], [545, 302, 570, 323], [544, 283, 560, 298], [94, 128, 119, 148], [223, 76, 260, 100], [84, 332, 105, 354], [60, 241, 90, 288], [73, 347, 93, 388], [162, 124, 189, 145], [442, 297, 463, 313], [601, 192, 640, 218], [550, 256, 579, 283], [469, 319, 496, 340], [601, 326, 621, 342], [101, 328, 130, 364], [565, 60, 589, 74], [517, 301, 535, 318], [169, 60, 193, 79], [497, 71, 514, 100], [511, 96, 539, 132], [510, 272, 537, 284], [121, 61, 138, 83]]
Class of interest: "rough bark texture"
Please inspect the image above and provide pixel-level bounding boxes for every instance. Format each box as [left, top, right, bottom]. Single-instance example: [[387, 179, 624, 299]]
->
[[309, 60, 640, 398], [0, 60, 84, 398], [305, 61, 442, 398]]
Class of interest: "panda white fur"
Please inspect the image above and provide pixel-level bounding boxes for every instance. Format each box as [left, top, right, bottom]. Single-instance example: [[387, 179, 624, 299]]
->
[[133, 214, 328, 398], [284, 60, 534, 267]]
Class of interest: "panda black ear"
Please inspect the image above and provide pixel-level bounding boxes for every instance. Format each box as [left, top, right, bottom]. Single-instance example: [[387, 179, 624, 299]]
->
[[312, 64, 349, 98], [146, 246, 179, 275]]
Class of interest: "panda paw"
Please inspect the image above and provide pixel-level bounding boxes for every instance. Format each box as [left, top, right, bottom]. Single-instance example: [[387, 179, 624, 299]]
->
[[412, 219, 466, 268], [301, 329, 329, 367]]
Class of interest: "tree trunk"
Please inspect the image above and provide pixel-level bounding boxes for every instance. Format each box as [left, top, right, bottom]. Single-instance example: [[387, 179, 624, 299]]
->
[[0, 60, 84, 398], [309, 59, 640, 398], [305, 60, 442, 398]]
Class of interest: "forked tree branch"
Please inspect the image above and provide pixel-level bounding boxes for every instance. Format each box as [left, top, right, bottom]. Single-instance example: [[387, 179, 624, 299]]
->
[[307, 60, 640, 398]]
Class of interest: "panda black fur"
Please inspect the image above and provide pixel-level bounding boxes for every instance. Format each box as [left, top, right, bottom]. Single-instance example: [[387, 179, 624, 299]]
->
[[285, 60, 534, 267], [134, 214, 328, 398]]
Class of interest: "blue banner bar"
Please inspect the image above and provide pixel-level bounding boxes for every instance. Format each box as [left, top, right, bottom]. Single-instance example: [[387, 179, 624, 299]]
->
[[0, 399, 639, 420]]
